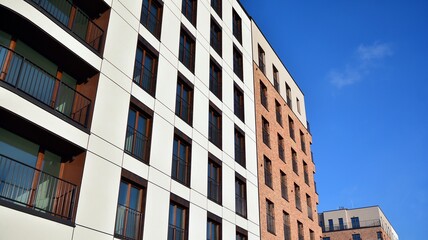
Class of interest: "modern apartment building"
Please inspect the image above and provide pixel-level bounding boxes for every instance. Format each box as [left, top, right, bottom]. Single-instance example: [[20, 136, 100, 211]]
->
[[251, 22, 321, 240], [0, 0, 261, 239], [319, 206, 399, 240]]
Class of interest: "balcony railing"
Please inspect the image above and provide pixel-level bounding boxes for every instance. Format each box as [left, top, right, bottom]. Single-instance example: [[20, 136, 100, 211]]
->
[[0, 45, 91, 127], [114, 204, 144, 240], [176, 94, 192, 124], [208, 177, 220, 203], [133, 61, 156, 96], [264, 168, 272, 188], [0, 154, 77, 220], [323, 219, 381, 232], [283, 225, 291, 240], [235, 195, 246, 217], [278, 145, 285, 161], [307, 205, 313, 220], [140, 3, 161, 38], [234, 145, 245, 167], [124, 125, 150, 163], [267, 213, 275, 233], [262, 128, 270, 147], [168, 224, 187, 240], [209, 73, 221, 99], [171, 154, 190, 186], [30, 0, 104, 52], [209, 122, 222, 148]]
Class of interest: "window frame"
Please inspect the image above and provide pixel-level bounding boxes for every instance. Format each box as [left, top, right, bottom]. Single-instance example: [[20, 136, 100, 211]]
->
[[207, 154, 222, 204], [232, 9, 242, 43], [210, 18, 222, 55], [234, 126, 246, 167], [235, 174, 247, 218], [168, 195, 189, 240], [133, 43, 158, 96], [209, 104, 222, 149], [234, 85, 245, 122], [264, 156, 273, 188], [209, 58, 222, 100], [140, 0, 163, 38], [266, 199, 275, 234], [175, 76, 193, 125], [182, 0, 197, 26], [171, 130, 192, 186], [233, 46, 243, 80], [179, 28, 196, 72]]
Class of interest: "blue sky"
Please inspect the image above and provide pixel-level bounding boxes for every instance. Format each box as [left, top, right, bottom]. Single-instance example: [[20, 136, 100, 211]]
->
[[242, 1, 428, 239]]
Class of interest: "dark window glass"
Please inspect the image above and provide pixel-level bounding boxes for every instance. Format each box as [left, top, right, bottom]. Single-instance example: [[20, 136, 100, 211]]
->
[[292, 149, 298, 174], [234, 128, 246, 167], [208, 160, 221, 203], [182, 0, 197, 25], [168, 202, 188, 240], [207, 218, 221, 240], [172, 136, 191, 186], [278, 134, 285, 161], [175, 79, 193, 124], [209, 60, 222, 99], [306, 194, 313, 220], [297, 221, 304, 240], [351, 217, 360, 228], [286, 83, 292, 108], [339, 218, 344, 230], [266, 200, 275, 233], [133, 45, 157, 96], [273, 65, 280, 92], [262, 117, 270, 147], [280, 171, 288, 200], [260, 81, 268, 109], [125, 108, 151, 162], [233, 47, 243, 80], [179, 30, 195, 72], [264, 156, 272, 188], [328, 219, 334, 231], [211, 0, 222, 16], [283, 212, 291, 240], [232, 9, 242, 43], [303, 161, 309, 185], [235, 178, 246, 217], [258, 45, 265, 74], [288, 116, 295, 141], [209, 107, 222, 148], [210, 19, 222, 55], [141, 0, 162, 38], [275, 100, 282, 125], [300, 130, 306, 153], [236, 232, 246, 240], [352, 234, 361, 240], [294, 183, 301, 211], [234, 86, 244, 121]]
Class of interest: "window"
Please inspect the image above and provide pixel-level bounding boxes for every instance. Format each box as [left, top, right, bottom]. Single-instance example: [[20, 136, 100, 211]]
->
[[172, 134, 191, 186], [310, 229, 315, 240], [140, 0, 162, 38], [209, 106, 222, 148], [236, 232, 246, 240], [294, 183, 301, 211], [278, 134, 285, 161], [234, 127, 246, 167], [303, 161, 309, 185], [260, 81, 268, 109], [133, 44, 157, 96], [292, 148, 298, 174], [232, 9, 242, 43], [328, 219, 334, 231], [300, 130, 306, 153], [286, 83, 292, 108], [262, 117, 270, 147], [168, 201, 188, 240], [211, 0, 222, 17], [233, 46, 243, 80], [296, 97, 301, 114], [264, 156, 273, 188], [234, 85, 244, 121], [323, 238, 331, 240], [352, 234, 361, 240], [339, 218, 344, 230], [235, 176, 247, 217], [283, 212, 291, 240], [208, 158, 221, 204], [280, 171, 288, 200], [306, 194, 313, 220], [210, 18, 222, 55], [288, 116, 295, 141], [179, 29, 195, 72], [209, 59, 222, 99], [258, 45, 265, 74], [182, 0, 197, 25], [125, 106, 152, 162], [377, 231, 383, 240], [297, 221, 304, 240], [115, 176, 146, 240], [175, 78, 193, 124], [207, 217, 221, 240], [275, 100, 282, 125], [266, 200, 275, 234], [273, 65, 280, 92], [351, 217, 360, 228]]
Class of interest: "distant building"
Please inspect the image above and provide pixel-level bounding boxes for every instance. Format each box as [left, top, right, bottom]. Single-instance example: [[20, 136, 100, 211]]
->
[[319, 206, 398, 240]]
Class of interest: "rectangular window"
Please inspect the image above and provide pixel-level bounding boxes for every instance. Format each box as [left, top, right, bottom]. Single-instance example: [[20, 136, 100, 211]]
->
[[168, 201, 188, 240], [297, 221, 304, 240], [208, 159, 221, 204], [182, 0, 197, 25], [260, 81, 268, 109], [115, 177, 146, 240], [300, 130, 306, 153], [292, 148, 298, 175], [264, 156, 273, 188], [207, 218, 221, 240], [352, 234, 361, 240], [351, 217, 360, 228], [209, 106, 222, 148], [283, 212, 291, 240], [234, 127, 246, 167], [232, 9, 242, 43], [235, 177, 247, 217], [266, 200, 275, 234], [125, 107, 152, 163], [339, 218, 344, 230], [172, 135, 191, 186], [306, 194, 313, 220], [377, 231, 383, 240], [179, 29, 195, 72], [209, 59, 222, 99], [303, 161, 309, 185], [328, 219, 334, 231], [280, 171, 288, 200], [211, 0, 222, 17], [275, 100, 282, 125], [273, 65, 280, 92], [210, 18, 222, 55], [233, 46, 243, 80], [296, 97, 301, 114], [234, 85, 244, 121], [294, 183, 301, 211], [262, 117, 270, 147], [278, 134, 285, 161], [175, 78, 193, 124], [288, 116, 295, 141], [310, 229, 315, 240], [323, 238, 331, 240], [140, 0, 162, 38], [258, 45, 265, 74], [236, 232, 246, 240], [133, 44, 157, 96], [286, 83, 292, 108]]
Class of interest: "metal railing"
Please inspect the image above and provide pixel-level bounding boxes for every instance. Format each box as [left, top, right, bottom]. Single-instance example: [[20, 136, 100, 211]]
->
[[234, 144, 245, 166], [209, 122, 221, 148], [235, 195, 246, 217], [267, 213, 275, 233], [234, 99, 244, 121], [171, 154, 190, 186], [0, 154, 76, 220], [264, 168, 272, 188], [114, 204, 144, 240], [175, 94, 192, 124], [207, 177, 220, 203], [124, 125, 150, 163], [140, 3, 161, 38], [278, 145, 285, 161], [262, 127, 270, 147], [179, 41, 194, 72], [209, 73, 221, 98], [323, 219, 381, 232], [0, 45, 91, 127], [30, 0, 104, 52], [168, 224, 187, 240], [133, 60, 156, 96]]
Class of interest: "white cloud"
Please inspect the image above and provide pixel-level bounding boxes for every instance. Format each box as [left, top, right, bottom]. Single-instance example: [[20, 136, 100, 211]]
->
[[357, 42, 393, 61], [328, 66, 362, 88]]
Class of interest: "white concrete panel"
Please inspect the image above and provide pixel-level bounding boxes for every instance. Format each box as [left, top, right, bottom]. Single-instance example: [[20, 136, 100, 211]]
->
[[75, 152, 121, 234], [188, 204, 206, 240], [138, 26, 161, 51], [192, 128, 208, 150], [194, 76, 210, 99], [143, 183, 170, 240], [73, 225, 114, 240], [194, 41, 210, 87], [222, 164, 235, 211], [222, 207, 235, 224], [87, 133, 123, 166], [122, 153, 150, 180], [246, 182, 260, 226], [234, 161, 246, 179], [174, 116, 193, 138], [244, 95, 256, 134], [246, 170, 258, 188], [207, 199, 222, 217], [154, 99, 175, 125], [177, 62, 195, 84], [131, 82, 156, 110], [150, 113, 174, 174], [111, 0, 140, 31], [104, 0, 113, 6], [190, 189, 207, 209], [91, 75, 130, 148], [160, 6, 181, 59], [222, 115, 234, 160], [222, 72, 234, 115], [209, 92, 223, 112], [103, 10, 138, 79], [222, 220, 235, 240], [222, 153, 235, 173], [190, 143, 208, 196], [148, 166, 171, 191], [248, 220, 261, 237], [208, 141, 222, 158], [0, 88, 89, 149], [192, 88, 209, 138], [245, 138, 258, 177], [195, 3, 210, 48], [170, 180, 190, 201], [101, 59, 132, 93], [222, 37, 234, 75], [235, 215, 248, 232], [222, 0, 233, 34], [0, 206, 73, 240], [155, 55, 178, 112]]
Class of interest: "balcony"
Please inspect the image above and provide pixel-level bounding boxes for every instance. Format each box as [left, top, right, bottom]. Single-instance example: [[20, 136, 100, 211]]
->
[[235, 195, 247, 217], [140, 3, 161, 39], [0, 154, 77, 221], [124, 125, 150, 163], [29, 0, 105, 53], [323, 219, 381, 232], [114, 204, 144, 240], [208, 177, 220, 203], [168, 224, 187, 240], [0, 45, 91, 127], [209, 122, 222, 148], [171, 154, 190, 186], [133, 61, 156, 96]]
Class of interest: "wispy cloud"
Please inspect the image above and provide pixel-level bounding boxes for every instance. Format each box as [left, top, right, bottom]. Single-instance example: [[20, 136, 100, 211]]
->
[[328, 42, 393, 88]]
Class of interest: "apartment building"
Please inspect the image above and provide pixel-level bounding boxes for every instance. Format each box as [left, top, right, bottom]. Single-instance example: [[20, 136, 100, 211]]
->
[[0, 0, 261, 239], [251, 22, 321, 240], [319, 206, 398, 240]]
